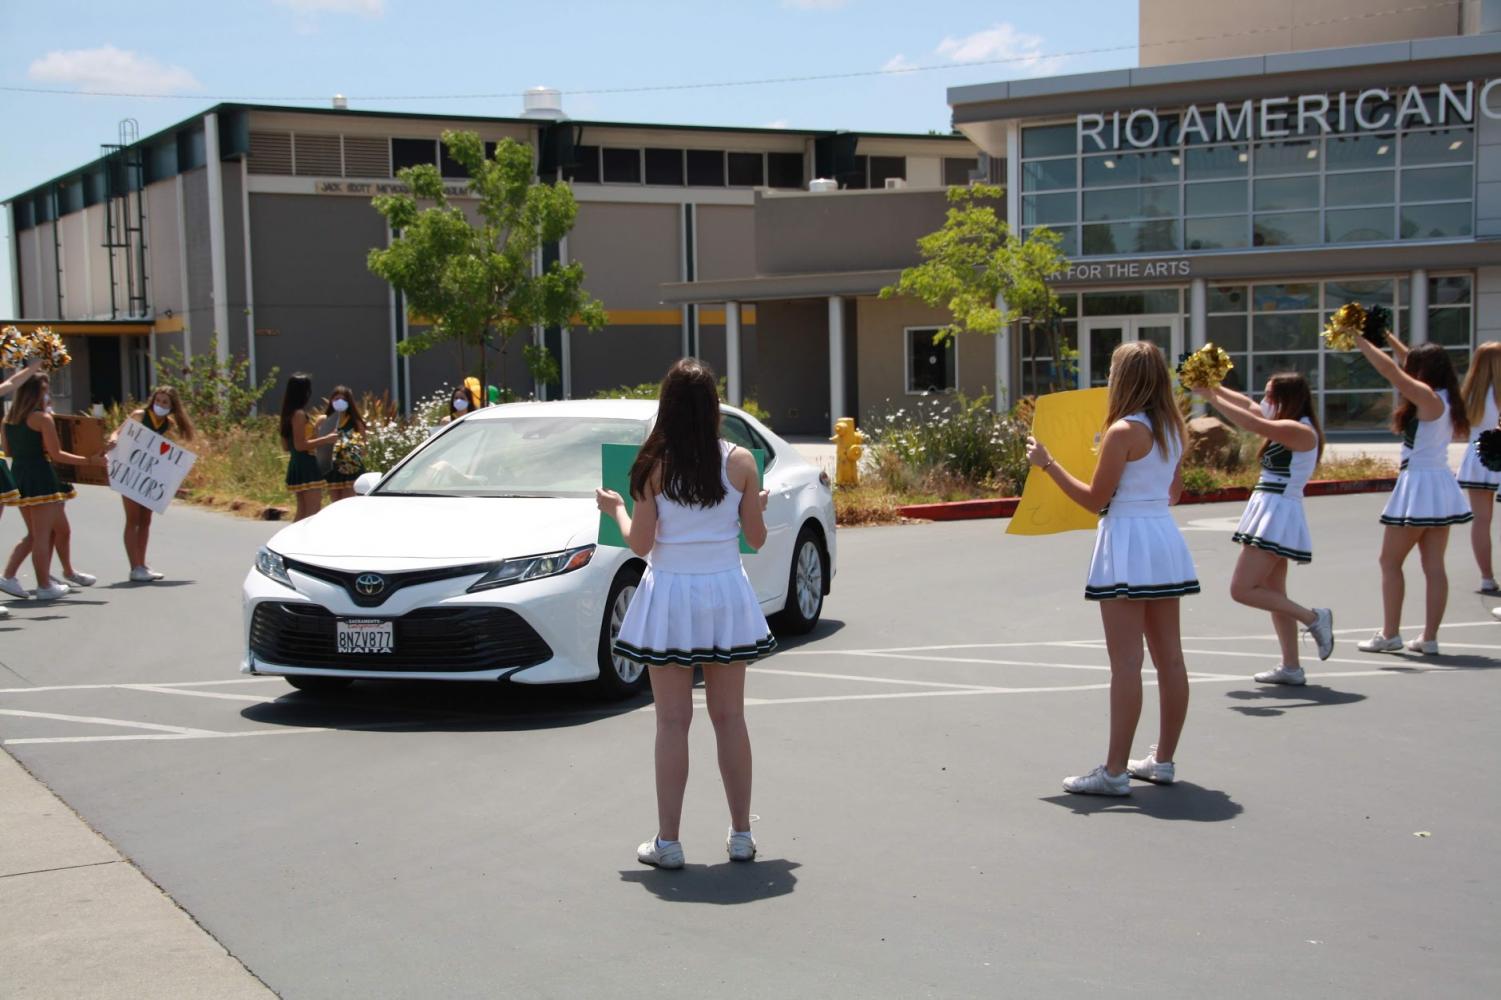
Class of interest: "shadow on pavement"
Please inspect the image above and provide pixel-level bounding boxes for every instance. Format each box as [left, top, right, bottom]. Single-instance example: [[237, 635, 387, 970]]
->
[[1224, 684, 1367, 716], [1040, 782, 1244, 822], [240, 680, 649, 734], [102, 580, 197, 589], [768, 618, 845, 652], [619, 858, 800, 904]]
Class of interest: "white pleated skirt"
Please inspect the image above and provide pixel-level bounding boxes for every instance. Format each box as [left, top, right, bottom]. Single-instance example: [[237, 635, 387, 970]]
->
[[613, 541, 775, 667], [1379, 467, 1473, 527], [1085, 505, 1200, 601], [1456, 445, 1501, 492], [1232, 489, 1313, 564]]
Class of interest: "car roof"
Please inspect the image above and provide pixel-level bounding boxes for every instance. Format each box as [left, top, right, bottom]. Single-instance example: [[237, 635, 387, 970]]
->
[[464, 399, 762, 424]]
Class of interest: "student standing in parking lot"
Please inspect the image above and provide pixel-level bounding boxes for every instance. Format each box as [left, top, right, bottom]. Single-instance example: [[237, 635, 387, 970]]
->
[[596, 358, 773, 869], [279, 374, 339, 522]]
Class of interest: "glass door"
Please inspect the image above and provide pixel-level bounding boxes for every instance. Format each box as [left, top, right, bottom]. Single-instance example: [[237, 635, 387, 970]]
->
[[1079, 315, 1183, 387]]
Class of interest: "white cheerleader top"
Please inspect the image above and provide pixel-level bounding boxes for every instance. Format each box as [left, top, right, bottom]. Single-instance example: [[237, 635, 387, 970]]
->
[[1255, 418, 1317, 498], [1465, 391, 1498, 445], [1401, 389, 1456, 472], [652, 441, 744, 546], [1104, 412, 1181, 517]]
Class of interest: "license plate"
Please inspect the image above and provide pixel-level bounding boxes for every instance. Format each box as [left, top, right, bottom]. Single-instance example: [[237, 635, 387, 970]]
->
[[337, 618, 394, 654]]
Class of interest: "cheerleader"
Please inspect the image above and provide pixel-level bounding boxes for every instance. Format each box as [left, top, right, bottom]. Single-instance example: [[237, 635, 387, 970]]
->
[[319, 386, 366, 503], [0, 358, 43, 618], [279, 374, 338, 522], [596, 359, 773, 868], [1455, 342, 1501, 591], [109, 386, 195, 582], [1025, 341, 1195, 796], [1197, 374, 1334, 683], [1354, 336, 1471, 655], [0, 375, 106, 600]]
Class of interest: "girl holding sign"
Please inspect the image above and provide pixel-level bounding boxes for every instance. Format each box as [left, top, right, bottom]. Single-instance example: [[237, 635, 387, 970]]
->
[[0, 375, 106, 600], [595, 359, 773, 869], [1196, 374, 1334, 684], [321, 386, 367, 503], [112, 386, 196, 582], [1025, 341, 1195, 796], [279, 374, 338, 522]]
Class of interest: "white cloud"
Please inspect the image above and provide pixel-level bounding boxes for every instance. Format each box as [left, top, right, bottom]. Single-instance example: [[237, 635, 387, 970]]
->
[[935, 23, 1065, 77], [27, 45, 199, 95], [782, 0, 850, 10], [273, 0, 384, 14], [882, 54, 918, 73], [764, 119, 790, 129]]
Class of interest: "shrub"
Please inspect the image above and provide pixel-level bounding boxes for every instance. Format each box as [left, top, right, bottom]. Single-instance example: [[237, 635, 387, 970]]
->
[[865, 393, 1030, 495], [1181, 465, 1225, 495], [153, 338, 279, 434]]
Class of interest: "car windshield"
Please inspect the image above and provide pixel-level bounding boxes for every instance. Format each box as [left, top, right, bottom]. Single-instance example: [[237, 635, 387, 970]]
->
[[376, 416, 649, 498]]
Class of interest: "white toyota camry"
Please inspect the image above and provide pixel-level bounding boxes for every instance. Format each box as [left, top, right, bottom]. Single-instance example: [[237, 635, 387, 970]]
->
[[242, 400, 835, 698]]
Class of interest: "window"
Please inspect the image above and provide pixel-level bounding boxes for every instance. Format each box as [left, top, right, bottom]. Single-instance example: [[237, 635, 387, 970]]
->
[[568, 145, 600, 183], [843, 154, 869, 190], [391, 138, 436, 173], [687, 149, 725, 186], [943, 157, 979, 186], [602, 148, 642, 184], [720, 414, 777, 468], [645, 148, 685, 186], [439, 142, 469, 178], [869, 156, 906, 187], [906, 328, 957, 393], [767, 152, 803, 189], [727, 152, 764, 187]]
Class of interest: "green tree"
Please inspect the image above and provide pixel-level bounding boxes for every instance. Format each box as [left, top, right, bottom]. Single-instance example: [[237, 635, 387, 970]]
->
[[880, 183, 1073, 399], [154, 338, 279, 433], [367, 131, 607, 395]]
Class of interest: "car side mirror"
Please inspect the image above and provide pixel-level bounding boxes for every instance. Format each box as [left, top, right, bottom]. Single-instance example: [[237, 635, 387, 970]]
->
[[352, 472, 382, 496]]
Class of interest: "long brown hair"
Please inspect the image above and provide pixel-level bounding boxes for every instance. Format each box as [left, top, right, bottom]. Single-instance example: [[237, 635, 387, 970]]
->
[[146, 385, 196, 441], [1104, 341, 1185, 457], [4, 374, 48, 425], [1261, 372, 1323, 464], [1459, 341, 1501, 429], [1393, 343, 1468, 438], [325, 385, 367, 434], [629, 358, 727, 506]]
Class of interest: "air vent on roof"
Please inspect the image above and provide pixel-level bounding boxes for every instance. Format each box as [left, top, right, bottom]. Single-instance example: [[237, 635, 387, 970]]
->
[[342, 136, 390, 178], [294, 134, 342, 177], [248, 131, 293, 175]]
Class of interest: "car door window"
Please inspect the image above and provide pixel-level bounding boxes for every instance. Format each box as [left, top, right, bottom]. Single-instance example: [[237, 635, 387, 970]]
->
[[720, 414, 776, 469]]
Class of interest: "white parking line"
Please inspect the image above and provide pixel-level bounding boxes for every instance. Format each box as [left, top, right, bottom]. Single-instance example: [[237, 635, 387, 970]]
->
[[120, 685, 278, 704], [748, 667, 998, 691], [0, 709, 220, 736]]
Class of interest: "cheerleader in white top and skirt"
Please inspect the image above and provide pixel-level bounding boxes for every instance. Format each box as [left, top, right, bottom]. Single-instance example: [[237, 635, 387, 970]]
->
[[1455, 342, 1501, 592], [1026, 341, 1195, 797], [1353, 334, 1472, 655], [1197, 373, 1334, 685], [596, 358, 773, 869]]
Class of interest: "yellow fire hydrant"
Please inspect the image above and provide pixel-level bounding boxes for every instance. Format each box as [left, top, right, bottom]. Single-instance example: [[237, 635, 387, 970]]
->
[[830, 417, 865, 488]]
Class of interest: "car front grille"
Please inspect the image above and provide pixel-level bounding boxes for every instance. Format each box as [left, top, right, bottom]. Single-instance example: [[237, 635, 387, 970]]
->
[[249, 602, 552, 673], [283, 558, 493, 608]]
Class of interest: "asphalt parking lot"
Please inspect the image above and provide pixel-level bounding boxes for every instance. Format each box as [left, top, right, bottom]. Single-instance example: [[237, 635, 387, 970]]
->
[[3, 485, 1498, 998]]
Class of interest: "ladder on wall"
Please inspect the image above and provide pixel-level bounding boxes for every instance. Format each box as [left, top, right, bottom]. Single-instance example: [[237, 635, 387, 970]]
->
[[101, 118, 149, 319]]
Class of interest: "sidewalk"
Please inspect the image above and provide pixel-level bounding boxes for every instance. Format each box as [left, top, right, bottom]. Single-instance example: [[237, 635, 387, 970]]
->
[[0, 750, 274, 1000]]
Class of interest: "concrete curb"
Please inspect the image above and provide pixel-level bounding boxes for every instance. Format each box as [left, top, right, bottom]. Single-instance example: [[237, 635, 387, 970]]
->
[[895, 476, 1399, 522]]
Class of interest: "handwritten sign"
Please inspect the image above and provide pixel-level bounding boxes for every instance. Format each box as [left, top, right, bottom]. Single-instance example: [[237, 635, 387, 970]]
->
[[1007, 388, 1109, 536], [107, 420, 197, 514]]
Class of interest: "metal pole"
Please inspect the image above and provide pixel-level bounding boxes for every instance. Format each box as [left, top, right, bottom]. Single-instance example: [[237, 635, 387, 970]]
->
[[828, 296, 845, 431], [725, 301, 742, 405]]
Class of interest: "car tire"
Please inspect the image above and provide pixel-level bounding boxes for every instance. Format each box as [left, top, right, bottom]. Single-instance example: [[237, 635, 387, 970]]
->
[[285, 675, 355, 694], [594, 563, 648, 700], [774, 525, 826, 636]]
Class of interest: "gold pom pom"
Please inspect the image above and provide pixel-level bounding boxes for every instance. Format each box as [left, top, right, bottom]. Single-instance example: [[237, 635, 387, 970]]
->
[[1176, 342, 1235, 390], [0, 326, 26, 368], [26, 327, 71, 370], [1323, 302, 1366, 352]]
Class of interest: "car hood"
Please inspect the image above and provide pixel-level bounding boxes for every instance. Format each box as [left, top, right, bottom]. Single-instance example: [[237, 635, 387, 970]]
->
[[266, 496, 598, 568]]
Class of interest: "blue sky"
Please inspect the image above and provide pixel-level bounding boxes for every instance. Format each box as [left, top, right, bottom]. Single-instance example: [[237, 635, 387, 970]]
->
[[0, 0, 1141, 317]]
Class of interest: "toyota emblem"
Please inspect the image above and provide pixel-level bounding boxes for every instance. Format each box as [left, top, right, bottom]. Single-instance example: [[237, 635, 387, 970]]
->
[[355, 573, 386, 597]]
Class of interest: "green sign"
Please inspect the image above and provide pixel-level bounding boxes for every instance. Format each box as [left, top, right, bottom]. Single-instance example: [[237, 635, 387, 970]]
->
[[599, 443, 763, 553]]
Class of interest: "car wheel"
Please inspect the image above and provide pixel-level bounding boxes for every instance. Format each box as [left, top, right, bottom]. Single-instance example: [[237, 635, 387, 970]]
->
[[594, 564, 648, 699], [285, 675, 355, 694], [774, 525, 826, 635]]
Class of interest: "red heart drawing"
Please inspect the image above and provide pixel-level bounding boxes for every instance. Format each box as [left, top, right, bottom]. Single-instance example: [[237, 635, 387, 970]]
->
[[159, 442, 171, 456]]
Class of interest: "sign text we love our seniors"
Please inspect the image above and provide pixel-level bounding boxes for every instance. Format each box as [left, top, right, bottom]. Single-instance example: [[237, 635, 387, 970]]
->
[[107, 420, 197, 515]]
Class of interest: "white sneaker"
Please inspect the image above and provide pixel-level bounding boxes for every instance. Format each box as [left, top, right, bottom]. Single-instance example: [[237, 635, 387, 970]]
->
[[1306, 608, 1334, 661], [727, 829, 757, 862], [1357, 632, 1404, 653], [0, 576, 29, 599], [1062, 764, 1131, 796], [32, 583, 71, 601], [0, 604, 8, 618], [1254, 665, 1307, 686], [637, 838, 684, 870], [1406, 638, 1439, 655], [1127, 747, 1176, 785], [63, 571, 96, 588], [1492, 606, 1501, 621], [129, 566, 164, 583]]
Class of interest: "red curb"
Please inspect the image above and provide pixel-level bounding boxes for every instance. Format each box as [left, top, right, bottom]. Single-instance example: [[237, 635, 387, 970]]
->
[[894, 476, 1399, 522]]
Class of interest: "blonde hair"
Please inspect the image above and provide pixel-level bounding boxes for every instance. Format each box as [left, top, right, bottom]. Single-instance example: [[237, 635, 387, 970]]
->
[[1460, 341, 1501, 429], [1104, 341, 1185, 458]]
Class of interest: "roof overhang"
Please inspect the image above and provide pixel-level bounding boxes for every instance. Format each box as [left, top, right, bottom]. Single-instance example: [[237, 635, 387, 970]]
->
[[660, 269, 903, 305]]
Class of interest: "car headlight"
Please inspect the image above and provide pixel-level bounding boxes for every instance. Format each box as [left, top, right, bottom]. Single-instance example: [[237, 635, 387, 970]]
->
[[468, 545, 595, 592], [255, 546, 294, 588]]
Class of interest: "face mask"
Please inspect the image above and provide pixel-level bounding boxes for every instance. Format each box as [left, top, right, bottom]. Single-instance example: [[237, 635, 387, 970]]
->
[[453, 398, 469, 412], [331, 398, 349, 413], [1260, 398, 1276, 419], [151, 403, 171, 418]]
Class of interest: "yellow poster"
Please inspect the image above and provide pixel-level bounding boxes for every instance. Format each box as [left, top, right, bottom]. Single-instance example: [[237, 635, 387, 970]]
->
[[1007, 387, 1110, 536]]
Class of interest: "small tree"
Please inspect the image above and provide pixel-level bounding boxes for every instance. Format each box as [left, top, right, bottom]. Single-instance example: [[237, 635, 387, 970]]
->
[[880, 183, 1073, 403], [154, 338, 279, 432], [368, 131, 607, 395]]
